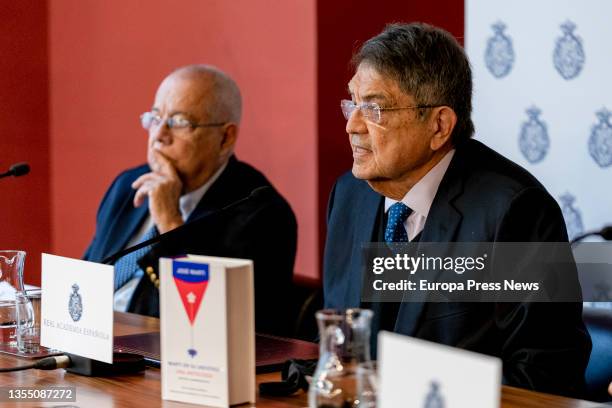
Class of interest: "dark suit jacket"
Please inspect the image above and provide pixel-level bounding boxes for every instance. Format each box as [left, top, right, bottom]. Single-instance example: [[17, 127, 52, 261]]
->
[[84, 156, 297, 336], [323, 139, 591, 397]]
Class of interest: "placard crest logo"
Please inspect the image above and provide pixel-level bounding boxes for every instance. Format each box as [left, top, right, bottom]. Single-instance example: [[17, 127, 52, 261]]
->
[[423, 381, 445, 408], [68, 283, 83, 322]]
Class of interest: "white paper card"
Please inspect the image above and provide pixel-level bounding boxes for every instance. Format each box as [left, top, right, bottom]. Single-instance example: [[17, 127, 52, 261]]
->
[[160, 255, 255, 407], [40, 253, 114, 363], [378, 331, 501, 408]]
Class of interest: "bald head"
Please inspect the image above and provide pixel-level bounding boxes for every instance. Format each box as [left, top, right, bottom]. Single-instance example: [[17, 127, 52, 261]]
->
[[147, 65, 242, 193], [164, 64, 242, 124]]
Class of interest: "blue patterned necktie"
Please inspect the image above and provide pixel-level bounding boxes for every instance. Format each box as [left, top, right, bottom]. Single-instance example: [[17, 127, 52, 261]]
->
[[113, 226, 158, 291], [384, 202, 413, 242]]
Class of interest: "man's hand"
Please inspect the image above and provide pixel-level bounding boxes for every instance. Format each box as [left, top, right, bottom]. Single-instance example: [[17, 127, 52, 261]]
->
[[132, 151, 184, 233]]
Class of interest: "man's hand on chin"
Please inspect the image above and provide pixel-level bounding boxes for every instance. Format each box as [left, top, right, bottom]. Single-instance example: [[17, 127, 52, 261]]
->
[[132, 151, 184, 234]]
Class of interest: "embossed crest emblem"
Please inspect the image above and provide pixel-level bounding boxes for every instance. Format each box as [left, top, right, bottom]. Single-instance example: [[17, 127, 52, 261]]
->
[[424, 381, 445, 408], [553, 21, 585, 80], [485, 21, 515, 78], [588, 108, 612, 168], [519, 106, 550, 164], [559, 193, 584, 241], [68, 283, 83, 322]]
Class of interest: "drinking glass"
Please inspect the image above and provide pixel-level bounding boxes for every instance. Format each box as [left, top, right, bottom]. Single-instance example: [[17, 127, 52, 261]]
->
[[356, 361, 377, 407], [0, 250, 26, 346], [308, 308, 373, 408], [16, 289, 41, 353]]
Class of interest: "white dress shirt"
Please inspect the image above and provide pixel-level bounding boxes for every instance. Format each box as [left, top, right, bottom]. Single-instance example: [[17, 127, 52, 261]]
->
[[113, 161, 228, 311], [384, 150, 455, 241]]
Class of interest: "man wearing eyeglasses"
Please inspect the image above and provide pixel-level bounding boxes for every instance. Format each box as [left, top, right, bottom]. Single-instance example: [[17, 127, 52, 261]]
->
[[323, 23, 590, 397], [84, 65, 297, 336]]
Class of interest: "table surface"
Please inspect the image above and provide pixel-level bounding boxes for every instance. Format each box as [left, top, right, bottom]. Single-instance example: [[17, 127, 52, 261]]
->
[[0, 312, 603, 407]]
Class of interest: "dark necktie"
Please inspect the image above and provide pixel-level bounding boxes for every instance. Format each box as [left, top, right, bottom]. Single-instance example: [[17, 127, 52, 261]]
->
[[369, 202, 415, 355], [113, 226, 158, 291], [384, 202, 413, 243]]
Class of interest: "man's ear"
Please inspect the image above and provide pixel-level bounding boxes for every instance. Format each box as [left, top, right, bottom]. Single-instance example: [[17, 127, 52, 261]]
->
[[429, 106, 457, 151], [220, 123, 238, 154]]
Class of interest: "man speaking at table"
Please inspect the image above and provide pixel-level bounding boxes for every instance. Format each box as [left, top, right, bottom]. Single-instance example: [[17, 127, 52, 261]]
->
[[84, 65, 297, 336], [323, 23, 591, 397]]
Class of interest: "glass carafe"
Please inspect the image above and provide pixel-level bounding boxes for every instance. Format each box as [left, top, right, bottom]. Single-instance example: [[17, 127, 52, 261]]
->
[[309, 308, 373, 408], [0, 250, 26, 346]]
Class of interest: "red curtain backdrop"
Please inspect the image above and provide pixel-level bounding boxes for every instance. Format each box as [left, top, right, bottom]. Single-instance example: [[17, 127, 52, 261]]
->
[[0, 0, 50, 282]]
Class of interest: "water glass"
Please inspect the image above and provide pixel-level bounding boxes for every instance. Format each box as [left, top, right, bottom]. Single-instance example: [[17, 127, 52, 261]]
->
[[356, 361, 377, 407], [0, 250, 26, 346], [16, 289, 41, 353], [309, 309, 373, 408]]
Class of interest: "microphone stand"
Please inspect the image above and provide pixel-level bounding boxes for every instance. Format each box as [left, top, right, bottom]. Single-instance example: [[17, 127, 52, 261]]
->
[[571, 226, 612, 245], [102, 186, 271, 265]]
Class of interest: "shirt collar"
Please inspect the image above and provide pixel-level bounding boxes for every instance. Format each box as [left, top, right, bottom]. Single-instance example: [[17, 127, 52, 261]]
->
[[179, 160, 228, 221], [384, 149, 455, 218]]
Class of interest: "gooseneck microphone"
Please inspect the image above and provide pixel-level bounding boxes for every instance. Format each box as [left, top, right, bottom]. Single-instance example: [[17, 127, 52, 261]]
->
[[0, 162, 30, 179], [102, 185, 272, 265], [571, 225, 612, 244], [61, 187, 273, 377]]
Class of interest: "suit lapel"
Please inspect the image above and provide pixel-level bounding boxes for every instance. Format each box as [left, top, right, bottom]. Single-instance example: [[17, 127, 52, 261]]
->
[[186, 157, 240, 223], [394, 147, 467, 336], [103, 195, 149, 260], [347, 185, 383, 307], [98, 158, 239, 263]]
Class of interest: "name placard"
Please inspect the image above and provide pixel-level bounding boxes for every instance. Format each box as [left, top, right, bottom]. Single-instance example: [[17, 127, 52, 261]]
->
[[41, 253, 114, 363], [378, 331, 501, 408]]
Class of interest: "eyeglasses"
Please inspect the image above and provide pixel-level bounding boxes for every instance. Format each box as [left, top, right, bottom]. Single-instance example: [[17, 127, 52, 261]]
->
[[140, 111, 226, 131], [340, 99, 440, 124]]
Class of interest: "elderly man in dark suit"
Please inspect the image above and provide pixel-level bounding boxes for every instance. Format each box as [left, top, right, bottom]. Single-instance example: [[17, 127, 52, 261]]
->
[[85, 65, 297, 336], [323, 23, 591, 397]]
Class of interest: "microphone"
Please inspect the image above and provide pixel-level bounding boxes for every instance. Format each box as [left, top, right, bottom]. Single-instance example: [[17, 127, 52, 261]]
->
[[0, 162, 30, 179], [602, 226, 612, 240], [71, 187, 273, 378], [101, 186, 272, 265], [571, 225, 612, 244]]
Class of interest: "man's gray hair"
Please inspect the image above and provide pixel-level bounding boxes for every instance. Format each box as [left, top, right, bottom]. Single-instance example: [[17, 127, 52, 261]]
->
[[353, 23, 475, 144]]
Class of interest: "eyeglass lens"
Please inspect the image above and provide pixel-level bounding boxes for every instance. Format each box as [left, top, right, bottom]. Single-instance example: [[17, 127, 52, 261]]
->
[[340, 101, 380, 123]]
